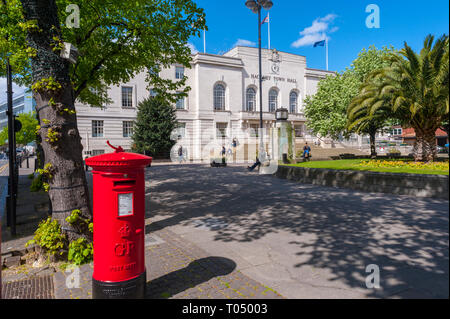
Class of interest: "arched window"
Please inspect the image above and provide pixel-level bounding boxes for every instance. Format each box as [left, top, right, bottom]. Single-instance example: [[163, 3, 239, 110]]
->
[[289, 91, 298, 113], [246, 87, 256, 112], [269, 89, 278, 112], [214, 84, 226, 110]]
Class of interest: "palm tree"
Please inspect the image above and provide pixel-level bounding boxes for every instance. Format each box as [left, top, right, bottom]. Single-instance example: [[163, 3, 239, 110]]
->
[[347, 87, 392, 158], [355, 34, 449, 162]]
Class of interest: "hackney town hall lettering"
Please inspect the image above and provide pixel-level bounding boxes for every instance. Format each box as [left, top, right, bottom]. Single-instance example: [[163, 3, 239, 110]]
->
[[251, 74, 297, 83]]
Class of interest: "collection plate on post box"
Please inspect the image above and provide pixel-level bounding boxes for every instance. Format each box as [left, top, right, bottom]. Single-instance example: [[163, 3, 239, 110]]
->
[[118, 193, 133, 216]]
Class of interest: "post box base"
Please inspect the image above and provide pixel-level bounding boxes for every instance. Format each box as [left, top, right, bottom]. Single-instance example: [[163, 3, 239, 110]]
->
[[92, 271, 146, 299]]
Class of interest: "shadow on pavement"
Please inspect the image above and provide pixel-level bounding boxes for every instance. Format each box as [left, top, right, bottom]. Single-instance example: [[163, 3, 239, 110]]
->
[[146, 256, 236, 299], [145, 164, 449, 298]]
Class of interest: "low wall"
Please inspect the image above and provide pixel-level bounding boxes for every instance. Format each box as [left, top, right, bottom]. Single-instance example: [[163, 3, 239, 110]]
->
[[275, 166, 449, 200]]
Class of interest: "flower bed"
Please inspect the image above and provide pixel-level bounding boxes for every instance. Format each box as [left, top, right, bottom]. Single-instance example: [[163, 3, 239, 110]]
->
[[358, 160, 449, 172]]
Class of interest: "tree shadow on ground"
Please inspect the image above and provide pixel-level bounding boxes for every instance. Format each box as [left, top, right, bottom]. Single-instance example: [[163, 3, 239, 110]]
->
[[146, 256, 236, 299], [145, 165, 449, 298]]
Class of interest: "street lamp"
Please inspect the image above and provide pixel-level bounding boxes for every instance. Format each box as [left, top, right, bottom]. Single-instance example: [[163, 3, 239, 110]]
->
[[275, 107, 288, 122], [275, 107, 289, 163], [245, 0, 273, 161]]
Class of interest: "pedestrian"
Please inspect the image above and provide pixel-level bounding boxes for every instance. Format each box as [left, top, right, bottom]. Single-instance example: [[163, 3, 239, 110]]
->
[[302, 142, 311, 159], [221, 145, 226, 157], [178, 145, 184, 163], [247, 157, 261, 172]]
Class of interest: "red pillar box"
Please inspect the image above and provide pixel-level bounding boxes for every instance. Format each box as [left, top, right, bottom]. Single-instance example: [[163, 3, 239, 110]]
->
[[85, 141, 152, 299]]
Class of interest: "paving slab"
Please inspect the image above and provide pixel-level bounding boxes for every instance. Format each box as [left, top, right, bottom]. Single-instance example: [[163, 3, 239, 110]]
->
[[145, 164, 449, 299]]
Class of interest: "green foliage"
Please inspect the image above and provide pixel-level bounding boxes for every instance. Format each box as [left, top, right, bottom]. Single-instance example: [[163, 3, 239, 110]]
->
[[68, 237, 93, 266], [132, 97, 178, 157], [286, 123, 294, 161], [0, 111, 39, 146], [304, 46, 396, 139], [35, 163, 53, 192], [304, 72, 360, 139], [31, 77, 62, 93], [45, 127, 61, 144], [65, 209, 92, 231], [0, 0, 207, 106], [26, 218, 66, 256], [355, 34, 449, 161], [30, 173, 44, 192], [65, 209, 81, 224]]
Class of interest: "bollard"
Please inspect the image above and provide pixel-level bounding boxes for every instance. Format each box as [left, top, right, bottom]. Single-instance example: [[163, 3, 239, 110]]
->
[[86, 141, 152, 299]]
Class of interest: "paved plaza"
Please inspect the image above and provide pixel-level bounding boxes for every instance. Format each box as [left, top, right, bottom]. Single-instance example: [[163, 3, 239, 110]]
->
[[1, 163, 449, 299], [144, 164, 449, 299]]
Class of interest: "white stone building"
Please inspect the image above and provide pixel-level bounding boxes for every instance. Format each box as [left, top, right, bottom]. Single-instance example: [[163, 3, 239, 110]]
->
[[74, 46, 334, 160]]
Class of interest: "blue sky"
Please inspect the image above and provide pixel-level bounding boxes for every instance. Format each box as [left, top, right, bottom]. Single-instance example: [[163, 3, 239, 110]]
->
[[189, 0, 449, 72], [2, 0, 449, 101]]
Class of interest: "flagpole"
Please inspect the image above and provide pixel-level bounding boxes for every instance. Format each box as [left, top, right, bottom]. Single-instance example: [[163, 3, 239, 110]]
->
[[326, 37, 328, 71], [268, 12, 271, 50], [203, 28, 206, 53]]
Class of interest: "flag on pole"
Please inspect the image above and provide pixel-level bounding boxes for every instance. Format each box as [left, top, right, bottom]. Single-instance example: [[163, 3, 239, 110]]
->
[[261, 13, 271, 49], [313, 40, 326, 47], [313, 39, 329, 71]]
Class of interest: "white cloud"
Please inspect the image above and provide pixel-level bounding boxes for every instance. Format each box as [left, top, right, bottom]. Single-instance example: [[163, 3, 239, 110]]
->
[[186, 42, 198, 54], [291, 14, 338, 48], [234, 39, 256, 47]]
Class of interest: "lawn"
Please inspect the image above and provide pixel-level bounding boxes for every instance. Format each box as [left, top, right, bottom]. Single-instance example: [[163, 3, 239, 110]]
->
[[287, 159, 449, 176]]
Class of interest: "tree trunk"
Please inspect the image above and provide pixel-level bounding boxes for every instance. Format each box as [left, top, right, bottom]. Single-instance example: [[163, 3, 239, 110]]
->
[[422, 128, 438, 162], [369, 131, 377, 158], [34, 110, 44, 169], [21, 0, 91, 242], [412, 130, 425, 162]]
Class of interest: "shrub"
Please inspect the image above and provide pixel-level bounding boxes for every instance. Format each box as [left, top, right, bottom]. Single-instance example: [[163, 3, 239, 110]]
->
[[68, 238, 93, 265], [26, 217, 66, 256]]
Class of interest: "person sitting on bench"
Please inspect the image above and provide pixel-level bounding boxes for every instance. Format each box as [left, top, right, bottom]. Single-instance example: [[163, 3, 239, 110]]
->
[[247, 157, 261, 172], [302, 143, 311, 158]]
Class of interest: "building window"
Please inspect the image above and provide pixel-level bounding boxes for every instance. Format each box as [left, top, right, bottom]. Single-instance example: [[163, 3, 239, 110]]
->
[[176, 93, 185, 110], [294, 125, 303, 137], [289, 91, 298, 113], [121, 86, 133, 108], [246, 88, 256, 112], [123, 121, 134, 137], [214, 84, 226, 111], [175, 66, 184, 79], [269, 89, 278, 112], [216, 122, 228, 138], [392, 128, 403, 136], [92, 150, 105, 156], [92, 120, 104, 137], [249, 124, 259, 137]]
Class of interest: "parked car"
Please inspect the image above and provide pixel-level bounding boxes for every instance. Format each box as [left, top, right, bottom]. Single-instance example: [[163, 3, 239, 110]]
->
[[437, 146, 449, 154]]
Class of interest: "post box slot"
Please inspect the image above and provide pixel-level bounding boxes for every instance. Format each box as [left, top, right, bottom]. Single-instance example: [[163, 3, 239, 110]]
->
[[114, 180, 136, 187]]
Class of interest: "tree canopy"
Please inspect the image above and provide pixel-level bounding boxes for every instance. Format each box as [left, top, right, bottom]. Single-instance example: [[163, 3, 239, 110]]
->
[[353, 34, 449, 161], [0, 0, 207, 105], [304, 46, 396, 140], [0, 0, 207, 243], [0, 111, 38, 145], [132, 96, 178, 158]]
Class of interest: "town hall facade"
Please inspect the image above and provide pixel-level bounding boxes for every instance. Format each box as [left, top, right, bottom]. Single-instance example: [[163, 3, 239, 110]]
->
[[74, 46, 334, 160]]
